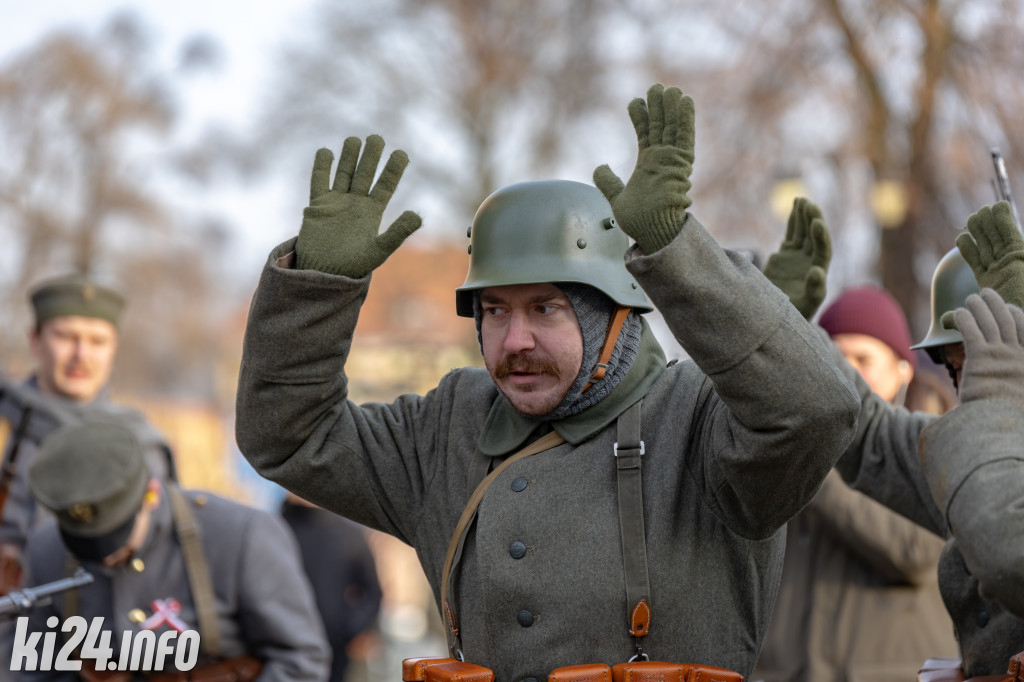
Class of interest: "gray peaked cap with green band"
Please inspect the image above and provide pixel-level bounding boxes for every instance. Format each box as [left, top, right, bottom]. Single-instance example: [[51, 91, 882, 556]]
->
[[456, 180, 652, 317], [912, 247, 980, 361]]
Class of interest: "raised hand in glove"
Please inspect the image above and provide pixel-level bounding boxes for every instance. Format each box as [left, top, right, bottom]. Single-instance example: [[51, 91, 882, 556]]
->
[[762, 197, 832, 320], [956, 201, 1024, 309], [593, 83, 694, 254], [296, 134, 422, 277], [953, 287, 1024, 410]]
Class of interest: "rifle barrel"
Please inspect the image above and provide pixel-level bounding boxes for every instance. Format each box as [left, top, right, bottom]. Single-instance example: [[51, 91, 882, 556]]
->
[[991, 148, 1023, 231], [0, 568, 94, 618]]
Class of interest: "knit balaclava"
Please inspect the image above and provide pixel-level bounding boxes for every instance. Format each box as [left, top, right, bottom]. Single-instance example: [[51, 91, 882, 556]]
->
[[474, 283, 643, 420]]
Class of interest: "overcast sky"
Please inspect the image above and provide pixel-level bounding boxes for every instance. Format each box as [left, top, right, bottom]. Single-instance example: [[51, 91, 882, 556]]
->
[[2, 1, 324, 279], [2, 1, 308, 125]]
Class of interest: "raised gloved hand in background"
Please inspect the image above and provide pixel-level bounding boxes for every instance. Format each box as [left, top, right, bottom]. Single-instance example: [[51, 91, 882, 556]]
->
[[762, 197, 832, 321], [953, 287, 1024, 411], [942, 201, 1024, 329], [296, 134, 422, 277], [593, 83, 695, 254]]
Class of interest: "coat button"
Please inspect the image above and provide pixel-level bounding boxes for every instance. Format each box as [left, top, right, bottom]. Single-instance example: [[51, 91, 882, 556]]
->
[[511, 477, 528, 492], [130, 558, 145, 573], [517, 610, 534, 627], [977, 611, 989, 627], [509, 541, 527, 559], [128, 609, 147, 624]]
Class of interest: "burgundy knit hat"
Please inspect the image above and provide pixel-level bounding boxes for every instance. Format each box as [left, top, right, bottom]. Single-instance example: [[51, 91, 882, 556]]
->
[[818, 285, 917, 368]]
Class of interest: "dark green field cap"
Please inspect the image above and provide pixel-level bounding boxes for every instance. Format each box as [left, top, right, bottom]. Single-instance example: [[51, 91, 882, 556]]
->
[[29, 273, 125, 327], [29, 420, 148, 543]]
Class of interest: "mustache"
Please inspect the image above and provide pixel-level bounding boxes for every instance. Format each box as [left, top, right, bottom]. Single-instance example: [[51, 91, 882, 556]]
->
[[494, 353, 560, 380]]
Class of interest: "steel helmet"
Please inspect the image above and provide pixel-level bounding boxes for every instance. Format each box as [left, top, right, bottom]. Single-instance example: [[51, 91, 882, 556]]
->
[[910, 246, 979, 363], [455, 180, 652, 317]]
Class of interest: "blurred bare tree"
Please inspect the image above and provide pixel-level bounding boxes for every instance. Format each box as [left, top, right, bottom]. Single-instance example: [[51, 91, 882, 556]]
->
[[260, 0, 1024, 335], [638, 0, 1024, 334], [258, 0, 633, 235], [0, 11, 236, 401]]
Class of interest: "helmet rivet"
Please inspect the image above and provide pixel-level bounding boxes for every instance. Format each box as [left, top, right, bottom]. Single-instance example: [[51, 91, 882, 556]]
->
[[467, 245, 472, 255], [603, 218, 618, 230], [631, 282, 638, 289], [466, 225, 472, 238], [577, 238, 587, 249]]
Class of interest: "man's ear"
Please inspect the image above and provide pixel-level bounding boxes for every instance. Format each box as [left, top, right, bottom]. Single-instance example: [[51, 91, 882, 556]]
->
[[897, 360, 914, 387]]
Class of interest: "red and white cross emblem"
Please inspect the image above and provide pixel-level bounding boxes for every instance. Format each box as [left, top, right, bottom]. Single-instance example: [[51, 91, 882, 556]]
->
[[139, 598, 190, 633]]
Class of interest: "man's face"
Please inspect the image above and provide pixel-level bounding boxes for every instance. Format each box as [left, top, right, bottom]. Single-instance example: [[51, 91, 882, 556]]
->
[[833, 333, 913, 403], [941, 342, 965, 388], [29, 316, 118, 403], [480, 283, 583, 417]]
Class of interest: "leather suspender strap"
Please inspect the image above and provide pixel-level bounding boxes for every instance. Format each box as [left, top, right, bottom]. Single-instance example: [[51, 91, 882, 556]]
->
[[615, 400, 652, 659], [167, 484, 222, 658], [583, 306, 631, 392], [442, 429, 566, 659]]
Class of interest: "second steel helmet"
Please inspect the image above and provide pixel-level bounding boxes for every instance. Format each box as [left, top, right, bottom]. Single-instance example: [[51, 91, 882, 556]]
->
[[911, 247, 980, 363], [455, 180, 652, 317]]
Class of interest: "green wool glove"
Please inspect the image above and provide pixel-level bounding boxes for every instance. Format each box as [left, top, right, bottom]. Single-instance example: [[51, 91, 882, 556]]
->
[[593, 83, 695, 254], [295, 134, 422, 277], [762, 197, 832, 320], [953, 288, 1024, 411], [957, 201, 1024, 307]]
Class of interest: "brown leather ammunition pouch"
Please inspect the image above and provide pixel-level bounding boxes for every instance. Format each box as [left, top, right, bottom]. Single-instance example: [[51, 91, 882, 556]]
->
[[549, 663, 613, 682], [157, 656, 263, 682], [402, 657, 495, 682], [548, 660, 743, 682], [611, 660, 743, 682]]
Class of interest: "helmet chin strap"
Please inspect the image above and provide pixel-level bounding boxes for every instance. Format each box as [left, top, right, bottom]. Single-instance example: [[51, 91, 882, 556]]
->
[[583, 306, 631, 392]]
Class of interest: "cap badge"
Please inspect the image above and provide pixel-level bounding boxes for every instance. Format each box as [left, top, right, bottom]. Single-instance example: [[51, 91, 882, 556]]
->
[[67, 503, 96, 523]]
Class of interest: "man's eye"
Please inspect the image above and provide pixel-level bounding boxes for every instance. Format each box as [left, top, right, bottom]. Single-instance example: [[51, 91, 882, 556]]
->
[[535, 305, 556, 315]]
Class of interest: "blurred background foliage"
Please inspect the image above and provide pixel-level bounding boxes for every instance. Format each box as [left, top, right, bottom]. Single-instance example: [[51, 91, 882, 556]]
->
[[2, 0, 1024, 406]]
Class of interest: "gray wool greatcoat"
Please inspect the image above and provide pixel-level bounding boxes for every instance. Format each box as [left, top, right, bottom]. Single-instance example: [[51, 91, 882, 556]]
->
[[832, 352, 1024, 678], [13, 488, 331, 682], [235, 214, 861, 682]]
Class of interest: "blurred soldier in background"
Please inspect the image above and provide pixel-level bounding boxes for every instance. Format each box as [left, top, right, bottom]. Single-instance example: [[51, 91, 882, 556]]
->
[[0, 274, 175, 594], [12, 417, 329, 682], [281, 493, 383, 682], [769, 199, 1024, 679], [752, 285, 957, 682], [822, 287, 917, 407], [917, 287, 1024, 625]]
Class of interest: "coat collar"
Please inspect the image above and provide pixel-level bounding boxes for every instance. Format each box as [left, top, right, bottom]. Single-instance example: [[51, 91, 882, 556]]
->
[[478, 319, 667, 455]]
